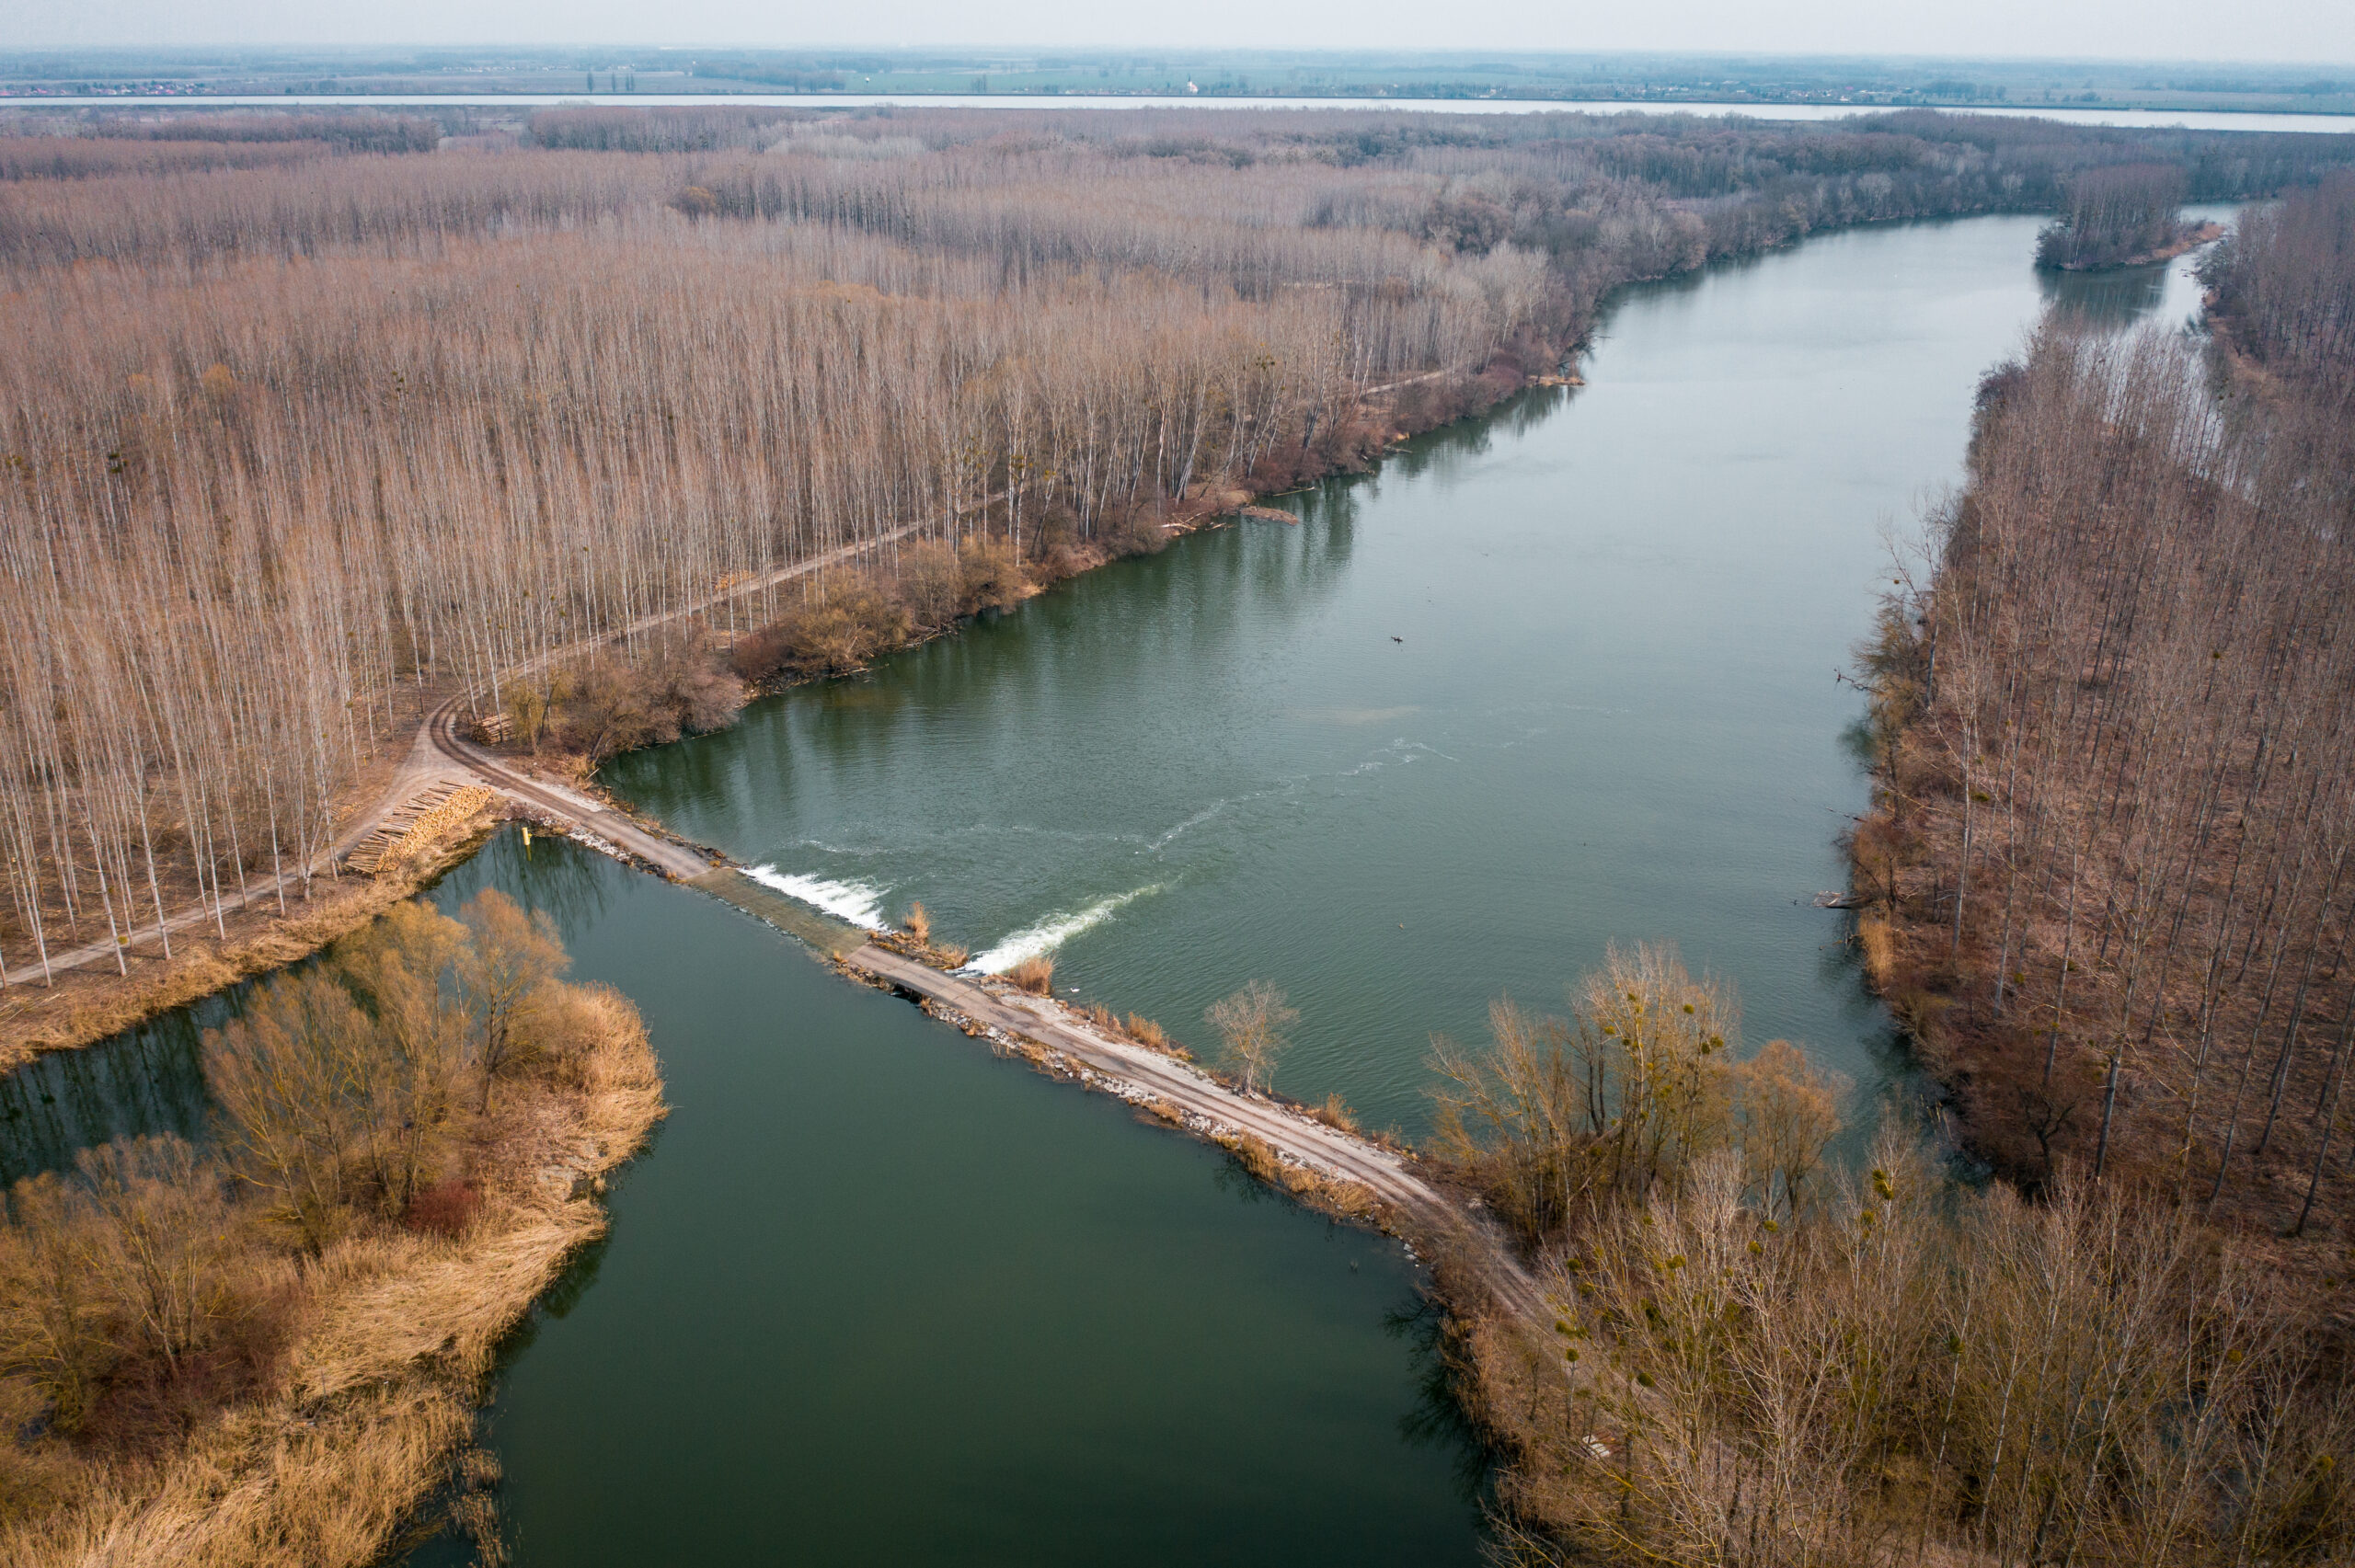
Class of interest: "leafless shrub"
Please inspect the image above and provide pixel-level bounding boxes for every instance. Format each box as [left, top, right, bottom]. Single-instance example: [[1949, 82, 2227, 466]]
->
[[731, 581, 914, 683], [1207, 979, 1298, 1095]]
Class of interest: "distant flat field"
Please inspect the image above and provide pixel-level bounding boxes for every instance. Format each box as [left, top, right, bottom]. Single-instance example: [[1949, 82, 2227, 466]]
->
[[4, 92, 2353, 132]]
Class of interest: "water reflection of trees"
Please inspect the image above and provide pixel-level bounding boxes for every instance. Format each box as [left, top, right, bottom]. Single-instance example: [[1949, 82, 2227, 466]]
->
[[1388, 1295, 1502, 1506], [0, 829, 620, 1188], [0, 1005, 217, 1185], [1386, 383, 1579, 486], [431, 830, 615, 941], [579, 382, 1576, 865], [2039, 258, 2174, 331], [677, 485, 1384, 822]]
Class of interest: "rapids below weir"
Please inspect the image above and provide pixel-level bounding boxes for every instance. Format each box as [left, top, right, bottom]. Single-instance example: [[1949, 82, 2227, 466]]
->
[[1, 211, 2225, 1565]]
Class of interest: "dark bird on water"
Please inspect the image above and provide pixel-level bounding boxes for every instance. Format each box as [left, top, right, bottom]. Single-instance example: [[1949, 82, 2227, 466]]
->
[[1391, 635, 1404, 643]]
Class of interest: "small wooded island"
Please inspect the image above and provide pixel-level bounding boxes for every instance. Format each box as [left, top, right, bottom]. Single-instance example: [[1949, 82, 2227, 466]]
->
[[2036, 160, 2225, 269]]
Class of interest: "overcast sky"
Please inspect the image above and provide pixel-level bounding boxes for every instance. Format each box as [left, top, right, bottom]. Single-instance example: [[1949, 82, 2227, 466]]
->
[[7, 0, 2350, 68]]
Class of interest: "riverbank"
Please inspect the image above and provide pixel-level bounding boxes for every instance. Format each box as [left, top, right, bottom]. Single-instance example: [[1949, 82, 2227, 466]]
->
[[0, 344, 1554, 1067], [481, 354, 1561, 783], [0, 795, 503, 1067], [1843, 216, 2355, 1243], [0, 901, 665, 1566]]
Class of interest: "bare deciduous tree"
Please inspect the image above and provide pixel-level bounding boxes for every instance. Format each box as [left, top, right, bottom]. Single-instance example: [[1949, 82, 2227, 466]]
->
[[456, 889, 567, 1114], [1207, 979, 1298, 1095]]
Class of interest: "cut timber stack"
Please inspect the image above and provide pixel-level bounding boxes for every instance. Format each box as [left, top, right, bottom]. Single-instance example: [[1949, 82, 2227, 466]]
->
[[347, 784, 495, 876]]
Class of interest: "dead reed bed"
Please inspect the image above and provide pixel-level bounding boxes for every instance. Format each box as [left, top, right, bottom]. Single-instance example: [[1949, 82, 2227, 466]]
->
[[0, 894, 664, 1563]]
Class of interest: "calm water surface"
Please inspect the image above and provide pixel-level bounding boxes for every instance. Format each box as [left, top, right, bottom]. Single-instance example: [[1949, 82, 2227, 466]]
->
[[3, 212, 2222, 1564], [407, 834, 1478, 1565]]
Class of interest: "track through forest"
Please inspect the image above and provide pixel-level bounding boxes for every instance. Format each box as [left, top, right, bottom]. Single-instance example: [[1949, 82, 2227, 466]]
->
[[0, 522, 925, 986]]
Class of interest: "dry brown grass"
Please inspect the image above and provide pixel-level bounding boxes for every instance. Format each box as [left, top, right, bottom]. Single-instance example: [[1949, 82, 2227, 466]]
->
[[0, 914, 663, 1567], [1304, 1093, 1362, 1137], [1006, 955, 1054, 996], [1213, 1129, 1381, 1223], [1852, 912, 1897, 990]]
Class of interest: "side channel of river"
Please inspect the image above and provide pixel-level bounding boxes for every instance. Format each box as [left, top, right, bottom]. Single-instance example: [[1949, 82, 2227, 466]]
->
[[0, 211, 2224, 1565]]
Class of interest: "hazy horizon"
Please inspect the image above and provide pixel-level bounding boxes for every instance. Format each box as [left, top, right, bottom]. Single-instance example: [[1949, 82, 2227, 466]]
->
[[6, 3, 2349, 69]]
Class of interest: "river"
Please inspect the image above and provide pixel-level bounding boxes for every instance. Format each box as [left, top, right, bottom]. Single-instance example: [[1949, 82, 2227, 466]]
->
[[2, 212, 2223, 1563]]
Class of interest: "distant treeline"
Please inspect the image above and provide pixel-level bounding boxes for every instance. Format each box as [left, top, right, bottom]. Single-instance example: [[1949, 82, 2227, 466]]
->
[[1, 106, 2351, 988], [0, 111, 439, 180], [87, 112, 441, 153]]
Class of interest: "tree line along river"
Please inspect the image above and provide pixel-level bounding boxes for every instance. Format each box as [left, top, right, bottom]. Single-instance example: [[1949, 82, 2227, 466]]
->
[[0, 208, 2227, 1564]]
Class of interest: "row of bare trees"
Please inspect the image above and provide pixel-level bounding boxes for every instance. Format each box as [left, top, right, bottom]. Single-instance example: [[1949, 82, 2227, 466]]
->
[[1855, 184, 2355, 1235], [0, 158, 1531, 983], [2035, 162, 2192, 268]]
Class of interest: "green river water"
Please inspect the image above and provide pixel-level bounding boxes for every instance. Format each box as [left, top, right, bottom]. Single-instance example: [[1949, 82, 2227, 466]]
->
[[0, 210, 2223, 1564]]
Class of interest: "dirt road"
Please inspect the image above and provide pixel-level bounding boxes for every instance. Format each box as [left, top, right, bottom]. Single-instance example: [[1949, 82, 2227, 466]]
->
[[843, 940, 1550, 1324]]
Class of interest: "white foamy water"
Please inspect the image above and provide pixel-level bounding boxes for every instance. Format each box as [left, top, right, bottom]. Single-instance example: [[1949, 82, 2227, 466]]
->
[[743, 864, 890, 931], [1147, 802, 1226, 852], [969, 885, 1164, 974]]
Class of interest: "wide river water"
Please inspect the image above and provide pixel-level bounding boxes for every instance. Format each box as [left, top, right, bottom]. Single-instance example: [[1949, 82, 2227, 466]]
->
[[0, 212, 2222, 1563]]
